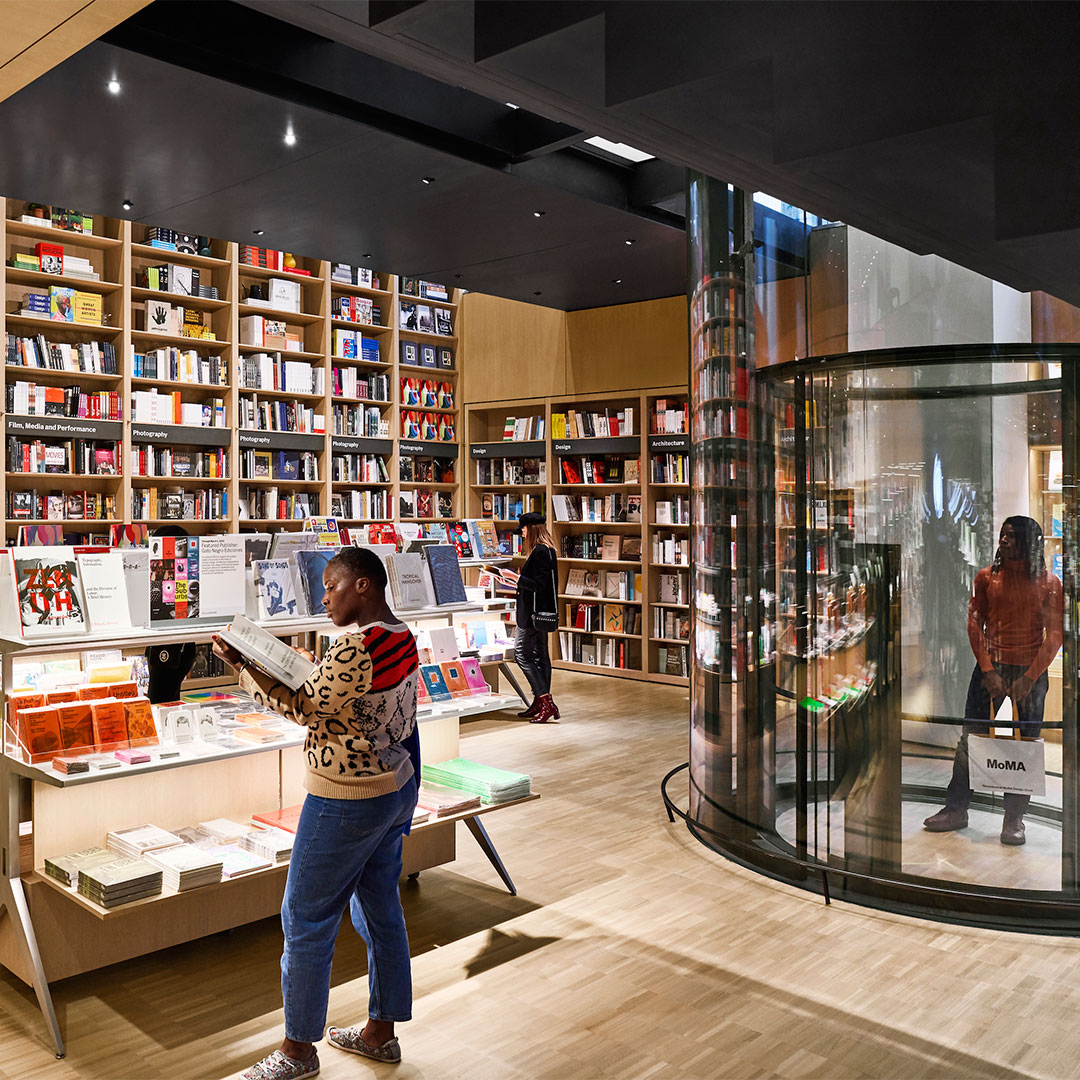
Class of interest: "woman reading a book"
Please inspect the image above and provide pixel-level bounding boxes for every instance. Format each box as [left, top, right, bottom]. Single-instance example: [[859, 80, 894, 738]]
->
[[212, 546, 420, 1080], [497, 510, 560, 723]]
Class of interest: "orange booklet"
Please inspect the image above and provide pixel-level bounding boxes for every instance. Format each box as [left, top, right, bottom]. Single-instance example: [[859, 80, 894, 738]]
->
[[45, 688, 79, 705], [90, 698, 129, 749], [17, 705, 62, 757], [123, 698, 158, 742], [439, 660, 471, 697], [55, 702, 95, 751], [108, 681, 139, 700], [77, 684, 111, 701], [8, 690, 44, 729], [252, 805, 303, 833]]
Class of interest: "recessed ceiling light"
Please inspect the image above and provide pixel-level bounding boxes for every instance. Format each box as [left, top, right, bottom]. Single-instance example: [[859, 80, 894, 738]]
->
[[121, 200, 133, 211], [363, 253, 373, 259], [107, 78, 122, 95], [533, 210, 545, 218], [625, 239, 634, 246], [612, 278, 622, 284], [253, 229, 264, 236], [284, 127, 297, 147], [454, 273, 463, 279], [505, 102, 519, 109], [584, 136, 654, 163], [421, 176, 435, 185]]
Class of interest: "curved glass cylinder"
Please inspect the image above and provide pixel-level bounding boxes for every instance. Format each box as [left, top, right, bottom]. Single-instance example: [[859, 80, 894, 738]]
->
[[688, 327, 1080, 928]]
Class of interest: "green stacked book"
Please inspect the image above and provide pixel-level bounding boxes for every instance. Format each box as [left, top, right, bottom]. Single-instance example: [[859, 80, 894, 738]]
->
[[421, 758, 531, 805], [44, 846, 112, 888]]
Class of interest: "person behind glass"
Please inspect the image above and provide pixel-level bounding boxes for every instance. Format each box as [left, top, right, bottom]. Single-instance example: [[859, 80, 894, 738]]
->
[[212, 546, 420, 1080], [923, 516, 1062, 846], [496, 510, 560, 723]]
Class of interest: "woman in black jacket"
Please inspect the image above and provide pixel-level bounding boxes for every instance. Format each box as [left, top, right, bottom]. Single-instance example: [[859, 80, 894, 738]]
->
[[501, 511, 560, 722]]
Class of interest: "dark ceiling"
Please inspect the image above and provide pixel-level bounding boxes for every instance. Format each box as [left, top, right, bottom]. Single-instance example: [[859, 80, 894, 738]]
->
[[2, 1, 1079, 313]]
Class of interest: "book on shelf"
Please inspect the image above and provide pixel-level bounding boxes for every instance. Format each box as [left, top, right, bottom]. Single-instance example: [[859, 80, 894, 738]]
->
[[386, 552, 436, 610], [11, 546, 88, 637], [76, 551, 131, 632], [294, 548, 341, 616], [218, 615, 318, 691], [420, 663, 452, 701], [253, 559, 299, 618], [423, 544, 467, 605], [551, 407, 634, 439], [650, 398, 689, 434]]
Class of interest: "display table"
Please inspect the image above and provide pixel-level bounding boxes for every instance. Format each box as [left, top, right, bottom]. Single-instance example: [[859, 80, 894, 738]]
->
[[0, 604, 532, 1058]]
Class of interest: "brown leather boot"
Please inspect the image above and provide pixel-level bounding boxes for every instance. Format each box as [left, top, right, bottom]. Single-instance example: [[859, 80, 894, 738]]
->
[[923, 807, 968, 832], [1001, 816, 1026, 845]]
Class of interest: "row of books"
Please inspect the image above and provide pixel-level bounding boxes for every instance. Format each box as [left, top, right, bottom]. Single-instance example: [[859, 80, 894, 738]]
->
[[15, 206, 95, 235], [6, 381, 122, 420], [656, 644, 690, 676], [240, 353, 323, 395], [474, 457, 545, 486], [401, 377, 453, 409], [559, 456, 640, 485], [693, 322, 748, 365], [7, 490, 116, 520], [655, 497, 690, 524], [657, 572, 689, 604], [330, 490, 390, 520], [401, 411, 456, 441], [480, 493, 544, 521], [239, 315, 304, 353], [139, 263, 218, 299], [566, 602, 641, 635], [331, 453, 389, 484], [697, 401, 749, 439], [551, 492, 641, 523], [501, 414, 544, 441], [7, 437, 119, 476], [18, 286, 103, 325], [131, 447, 227, 479], [238, 397, 325, 434], [561, 533, 642, 562], [143, 300, 217, 341], [331, 264, 380, 289], [6, 333, 119, 373], [331, 295, 380, 325], [333, 403, 388, 438], [399, 490, 454, 519], [654, 608, 691, 640], [133, 348, 227, 385], [551, 407, 634, 439], [399, 302, 453, 336], [334, 368, 389, 401], [333, 329, 381, 364], [243, 489, 318, 520], [400, 341, 454, 370], [245, 277, 302, 312], [239, 245, 306, 272], [132, 487, 228, 521], [653, 534, 690, 565], [399, 277, 449, 301], [650, 398, 689, 434], [651, 453, 688, 484], [131, 390, 227, 427], [241, 449, 319, 482], [558, 632, 635, 669], [401, 456, 454, 484], [694, 362, 739, 402]]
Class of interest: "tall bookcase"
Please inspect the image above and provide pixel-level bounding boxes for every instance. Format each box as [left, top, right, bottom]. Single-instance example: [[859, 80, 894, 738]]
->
[[1, 196, 462, 540], [466, 386, 689, 686]]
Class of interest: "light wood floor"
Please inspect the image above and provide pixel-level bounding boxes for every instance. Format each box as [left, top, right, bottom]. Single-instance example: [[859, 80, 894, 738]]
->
[[2, 671, 1080, 1079]]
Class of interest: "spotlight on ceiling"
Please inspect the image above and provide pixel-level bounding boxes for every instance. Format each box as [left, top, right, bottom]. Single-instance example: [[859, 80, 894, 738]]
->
[[421, 177, 435, 185], [253, 229, 264, 236], [612, 278, 622, 284], [284, 127, 297, 147], [107, 78, 122, 95], [625, 239, 634, 246], [121, 199, 133, 211], [533, 210, 546, 218]]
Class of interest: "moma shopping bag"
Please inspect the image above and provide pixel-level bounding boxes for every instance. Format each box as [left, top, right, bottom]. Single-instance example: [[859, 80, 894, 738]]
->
[[968, 734, 1046, 797]]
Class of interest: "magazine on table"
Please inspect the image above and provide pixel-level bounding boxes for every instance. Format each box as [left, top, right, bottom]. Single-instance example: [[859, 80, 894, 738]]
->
[[218, 615, 318, 691]]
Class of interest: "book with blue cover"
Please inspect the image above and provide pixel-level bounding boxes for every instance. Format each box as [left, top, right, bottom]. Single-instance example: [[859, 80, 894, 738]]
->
[[424, 544, 467, 606], [295, 548, 340, 616], [420, 663, 452, 701]]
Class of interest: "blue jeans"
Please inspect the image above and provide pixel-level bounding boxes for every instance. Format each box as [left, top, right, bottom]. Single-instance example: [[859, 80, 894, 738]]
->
[[281, 777, 417, 1042]]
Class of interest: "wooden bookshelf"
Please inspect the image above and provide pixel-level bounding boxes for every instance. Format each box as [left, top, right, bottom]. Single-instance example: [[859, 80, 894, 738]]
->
[[465, 386, 688, 685], [1, 196, 462, 540]]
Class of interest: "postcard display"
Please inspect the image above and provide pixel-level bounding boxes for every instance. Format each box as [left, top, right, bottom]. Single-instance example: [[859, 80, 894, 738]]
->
[[0, 542, 526, 1056]]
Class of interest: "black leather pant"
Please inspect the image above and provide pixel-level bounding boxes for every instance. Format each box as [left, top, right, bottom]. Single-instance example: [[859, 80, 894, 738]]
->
[[515, 624, 552, 697], [945, 662, 1047, 821]]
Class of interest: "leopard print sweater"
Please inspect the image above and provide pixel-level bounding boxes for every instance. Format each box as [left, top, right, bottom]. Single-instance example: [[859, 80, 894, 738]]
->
[[240, 620, 419, 800]]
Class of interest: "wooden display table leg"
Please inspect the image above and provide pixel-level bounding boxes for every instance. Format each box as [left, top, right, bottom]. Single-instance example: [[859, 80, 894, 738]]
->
[[498, 662, 530, 706], [464, 815, 517, 895]]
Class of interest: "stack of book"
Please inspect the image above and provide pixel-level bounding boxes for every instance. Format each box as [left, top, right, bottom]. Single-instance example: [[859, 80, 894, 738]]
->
[[144, 845, 224, 892], [210, 844, 273, 879], [43, 846, 111, 887], [106, 824, 184, 860], [420, 758, 531, 805], [243, 827, 294, 864], [416, 781, 482, 818], [78, 857, 163, 907]]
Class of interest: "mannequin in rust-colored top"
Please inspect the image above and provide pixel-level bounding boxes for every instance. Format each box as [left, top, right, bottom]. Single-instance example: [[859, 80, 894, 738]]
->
[[924, 516, 1062, 846]]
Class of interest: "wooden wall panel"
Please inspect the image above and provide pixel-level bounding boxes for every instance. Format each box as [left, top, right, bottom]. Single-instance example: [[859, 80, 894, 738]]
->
[[755, 275, 806, 368], [1031, 290, 1080, 343], [807, 225, 849, 356], [563, 296, 688, 395], [460, 292, 567, 404], [0, 1, 151, 104]]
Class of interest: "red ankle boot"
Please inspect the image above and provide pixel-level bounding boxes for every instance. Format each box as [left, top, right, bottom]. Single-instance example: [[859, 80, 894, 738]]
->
[[531, 694, 559, 723], [517, 698, 540, 718]]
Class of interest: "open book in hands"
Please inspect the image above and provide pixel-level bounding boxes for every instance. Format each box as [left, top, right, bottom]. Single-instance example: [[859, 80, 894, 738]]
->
[[483, 565, 519, 586], [218, 615, 319, 691]]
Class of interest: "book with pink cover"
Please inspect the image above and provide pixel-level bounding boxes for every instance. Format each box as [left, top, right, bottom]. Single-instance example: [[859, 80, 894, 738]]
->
[[460, 657, 489, 696]]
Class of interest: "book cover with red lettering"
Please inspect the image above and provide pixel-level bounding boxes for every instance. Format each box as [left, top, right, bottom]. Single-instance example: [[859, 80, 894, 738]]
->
[[91, 699, 129, 749]]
